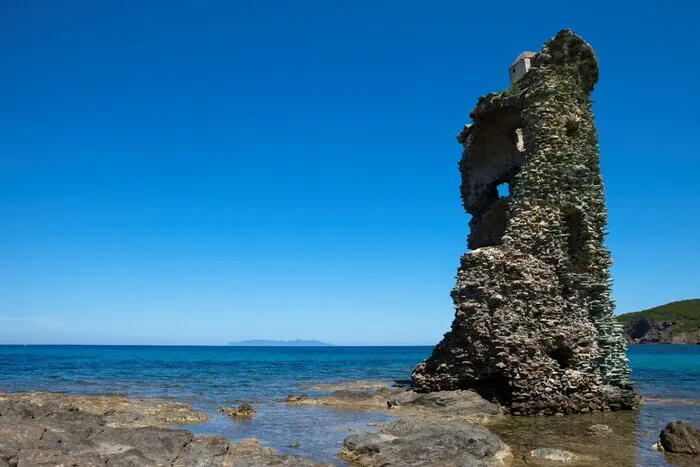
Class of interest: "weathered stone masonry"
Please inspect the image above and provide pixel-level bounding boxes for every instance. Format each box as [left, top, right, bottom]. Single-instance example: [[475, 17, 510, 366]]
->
[[412, 30, 637, 415]]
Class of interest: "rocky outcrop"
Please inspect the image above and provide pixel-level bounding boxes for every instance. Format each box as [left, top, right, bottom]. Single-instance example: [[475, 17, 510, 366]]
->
[[659, 421, 700, 455], [386, 389, 502, 424], [339, 418, 511, 466], [218, 403, 256, 419], [310, 380, 391, 391], [0, 391, 209, 427], [285, 394, 309, 402], [0, 394, 328, 466], [617, 299, 700, 344], [620, 317, 700, 344], [623, 318, 674, 343], [292, 386, 503, 424], [295, 389, 387, 410], [412, 30, 637, 415]]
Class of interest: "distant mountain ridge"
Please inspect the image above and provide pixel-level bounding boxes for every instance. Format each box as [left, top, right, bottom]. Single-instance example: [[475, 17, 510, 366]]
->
[[228, 339, 333, 347], [616, 299, 700, 344]]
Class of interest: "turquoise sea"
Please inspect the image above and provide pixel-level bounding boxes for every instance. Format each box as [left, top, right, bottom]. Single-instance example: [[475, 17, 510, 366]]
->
[[0, 344, 698, 465]]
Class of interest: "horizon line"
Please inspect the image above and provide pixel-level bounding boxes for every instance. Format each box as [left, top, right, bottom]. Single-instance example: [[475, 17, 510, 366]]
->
[[0, 343, 437, 347]]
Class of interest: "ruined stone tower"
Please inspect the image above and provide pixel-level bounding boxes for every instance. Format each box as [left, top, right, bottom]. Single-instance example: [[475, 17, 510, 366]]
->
[[412, 30, 637, 415]]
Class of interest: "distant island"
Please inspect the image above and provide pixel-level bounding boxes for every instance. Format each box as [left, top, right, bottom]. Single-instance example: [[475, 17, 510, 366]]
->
[[616, 299, 700, 344], [227, 339, 333, 347]]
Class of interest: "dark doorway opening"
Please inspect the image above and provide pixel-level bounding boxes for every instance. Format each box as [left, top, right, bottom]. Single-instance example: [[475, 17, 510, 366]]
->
[[549, 347, 574, 369]]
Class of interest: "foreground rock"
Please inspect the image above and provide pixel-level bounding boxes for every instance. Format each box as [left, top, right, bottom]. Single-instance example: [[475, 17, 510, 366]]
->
[[0, 391, 208, 427], [387, 389, 503, 423], [0, 394, 328, 466], [290, 387, 403, 410], [659, 421, 700, 455], [340, 418, 511, 466], [292, 386, 503, 423], [310, 380, 392, 391]]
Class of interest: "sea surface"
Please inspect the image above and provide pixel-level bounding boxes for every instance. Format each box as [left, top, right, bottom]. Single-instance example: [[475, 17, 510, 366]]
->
[[0, 344, 698, 466]]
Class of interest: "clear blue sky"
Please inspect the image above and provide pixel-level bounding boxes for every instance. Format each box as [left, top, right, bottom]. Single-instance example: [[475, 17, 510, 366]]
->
[[1, 1, 698, 345]]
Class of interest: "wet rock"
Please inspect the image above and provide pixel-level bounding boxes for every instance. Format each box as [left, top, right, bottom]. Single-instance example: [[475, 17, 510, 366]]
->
[[373, 386, 409, 398], [659, 421, 700, 455], [328, 390, 373, 401], [530, 448, 578, 462], [651, 442, 664, 452], [311, 381, 390, 391], [295, 389, 387, 410], [294, 387, 502, 424], [387, 389, 502, 423], [588, 424, 613, 434], [340, 417, 510, 466], [218, 403, 256, 419], [285, 394, 309, 403]]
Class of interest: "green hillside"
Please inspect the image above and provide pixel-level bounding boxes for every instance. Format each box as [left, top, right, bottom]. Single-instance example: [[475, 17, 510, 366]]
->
[[617, 299, 700, 332], [616, 299, 700, 343]]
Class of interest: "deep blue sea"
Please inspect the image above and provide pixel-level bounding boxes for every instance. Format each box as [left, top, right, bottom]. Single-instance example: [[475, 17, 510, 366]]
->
[[0, 345, 698, 465]]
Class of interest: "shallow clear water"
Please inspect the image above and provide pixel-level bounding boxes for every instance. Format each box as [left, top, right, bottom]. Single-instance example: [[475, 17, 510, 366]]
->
[[0, 344, 698, 465], [625, 345, 700, 466]]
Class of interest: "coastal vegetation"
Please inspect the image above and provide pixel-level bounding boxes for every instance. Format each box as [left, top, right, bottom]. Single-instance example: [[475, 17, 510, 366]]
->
[[616, 299, 700, 344]]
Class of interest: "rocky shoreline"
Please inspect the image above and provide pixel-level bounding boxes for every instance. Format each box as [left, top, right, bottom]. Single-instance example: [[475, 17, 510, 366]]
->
[[616, 299, 700, 345], [0, 392, 327, 466], [621, 319, 700, 345], [2, 385, 699, 466], [0, 387, 512, 466]]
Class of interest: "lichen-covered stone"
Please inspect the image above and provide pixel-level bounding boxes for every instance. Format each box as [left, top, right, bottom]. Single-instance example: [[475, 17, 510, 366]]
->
[[412, 30, 637, 415]]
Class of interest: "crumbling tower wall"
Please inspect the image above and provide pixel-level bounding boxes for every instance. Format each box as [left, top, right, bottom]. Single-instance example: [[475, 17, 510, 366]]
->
[[412, 30, 637, 415]]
